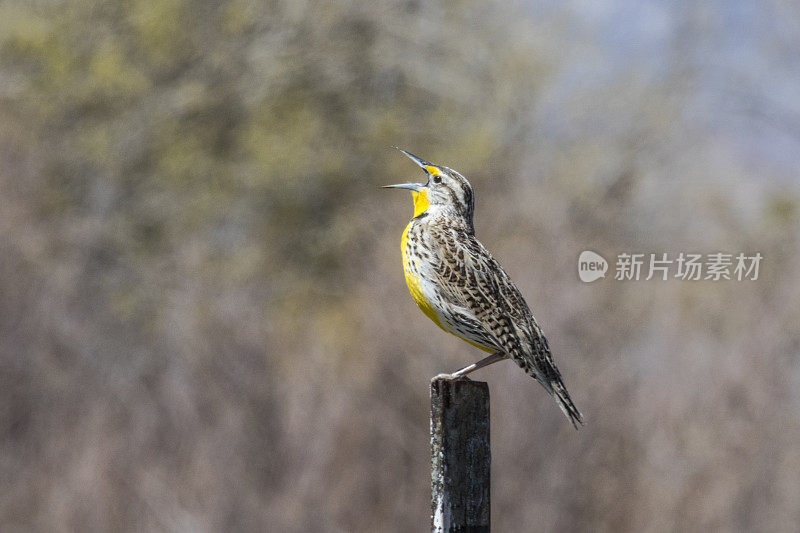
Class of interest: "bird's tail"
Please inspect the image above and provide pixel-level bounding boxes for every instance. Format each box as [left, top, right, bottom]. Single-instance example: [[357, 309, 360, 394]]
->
[[550, 379, 584, 429]]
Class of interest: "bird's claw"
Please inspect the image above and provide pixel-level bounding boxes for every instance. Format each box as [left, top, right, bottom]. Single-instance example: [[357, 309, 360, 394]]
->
[[432, 372, 471, 381]]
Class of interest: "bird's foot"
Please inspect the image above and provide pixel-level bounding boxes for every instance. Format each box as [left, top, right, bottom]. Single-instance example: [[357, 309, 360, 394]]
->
[[432, 372, 471, 381]]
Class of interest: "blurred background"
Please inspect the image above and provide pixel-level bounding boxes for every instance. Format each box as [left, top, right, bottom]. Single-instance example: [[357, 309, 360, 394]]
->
[[1, 0, 799, 531]]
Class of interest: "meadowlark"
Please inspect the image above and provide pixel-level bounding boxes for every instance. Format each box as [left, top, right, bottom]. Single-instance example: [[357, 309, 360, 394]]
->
[[385, 149, 583, 427]]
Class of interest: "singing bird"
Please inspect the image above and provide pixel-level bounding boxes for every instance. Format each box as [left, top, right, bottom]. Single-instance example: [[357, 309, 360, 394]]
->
[[385, 149, 583, 427]]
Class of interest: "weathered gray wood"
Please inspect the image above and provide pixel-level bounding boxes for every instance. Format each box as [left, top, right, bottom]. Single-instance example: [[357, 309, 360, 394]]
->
[[430, 376, 490, 533]]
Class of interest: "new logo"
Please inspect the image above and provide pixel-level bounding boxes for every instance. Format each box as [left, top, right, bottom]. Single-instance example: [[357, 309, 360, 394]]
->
[[578, 251, 608, 282]]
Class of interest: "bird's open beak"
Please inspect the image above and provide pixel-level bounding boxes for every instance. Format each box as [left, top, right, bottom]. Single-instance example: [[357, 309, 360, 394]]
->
[[383, 148, 443, 191], [382, 182, 425, 191], [384, 149, 428, 190]]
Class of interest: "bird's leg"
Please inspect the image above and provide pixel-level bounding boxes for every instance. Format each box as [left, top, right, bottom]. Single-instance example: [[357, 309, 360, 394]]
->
[[448, 352, 505, 378]]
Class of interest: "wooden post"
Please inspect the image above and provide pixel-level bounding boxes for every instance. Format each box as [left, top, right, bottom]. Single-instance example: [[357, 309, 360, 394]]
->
[[430, 376, 490, 533]]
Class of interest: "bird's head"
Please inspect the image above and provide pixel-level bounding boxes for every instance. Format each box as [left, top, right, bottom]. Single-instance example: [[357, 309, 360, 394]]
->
[[384, 148, 475, 229]]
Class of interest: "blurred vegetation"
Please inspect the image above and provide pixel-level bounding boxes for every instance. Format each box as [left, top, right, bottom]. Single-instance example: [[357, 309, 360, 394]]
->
[[1, 0, 800, 531]]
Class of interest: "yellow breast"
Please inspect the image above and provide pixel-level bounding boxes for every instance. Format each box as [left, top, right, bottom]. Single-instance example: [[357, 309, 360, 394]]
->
[[400, 221, 495, 353], [401, 223, 444, 328]]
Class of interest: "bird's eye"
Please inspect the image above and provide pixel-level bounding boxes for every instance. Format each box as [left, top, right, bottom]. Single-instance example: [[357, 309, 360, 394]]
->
[[433, 175, 442, 184]]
